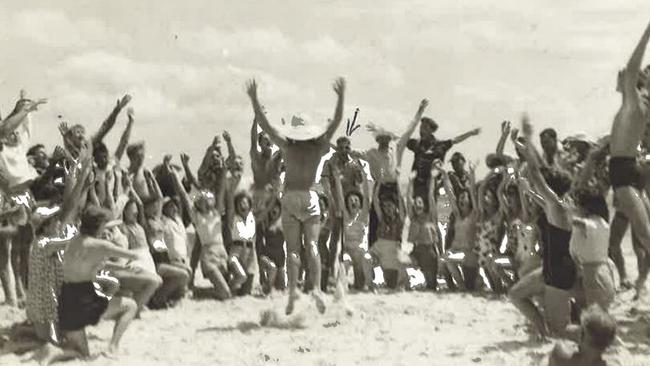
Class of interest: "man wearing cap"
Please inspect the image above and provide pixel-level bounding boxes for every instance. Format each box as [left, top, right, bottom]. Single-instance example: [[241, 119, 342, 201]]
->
[[405, 115, 480, 202], [246, 77, 345, 315]]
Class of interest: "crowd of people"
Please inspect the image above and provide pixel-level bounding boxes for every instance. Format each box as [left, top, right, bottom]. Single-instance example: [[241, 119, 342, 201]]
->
[[3, 21, 650, 366]]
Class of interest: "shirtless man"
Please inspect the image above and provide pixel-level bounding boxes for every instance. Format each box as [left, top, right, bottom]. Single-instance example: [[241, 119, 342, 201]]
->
[[607, 20, 650, 298], [126, 141, 153, 202], [246, 77, 345, 315], [55, 206, 138, 361], [250, 116, 283, 215]]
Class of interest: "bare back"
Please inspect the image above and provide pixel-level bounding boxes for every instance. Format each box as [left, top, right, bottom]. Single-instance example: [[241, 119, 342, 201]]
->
[[282, 138, 329, 190], [63, 236, 113, 282]]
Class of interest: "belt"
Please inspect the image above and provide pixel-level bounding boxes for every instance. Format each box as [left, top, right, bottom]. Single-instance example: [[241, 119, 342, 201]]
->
[[232, 240, 254, 248]]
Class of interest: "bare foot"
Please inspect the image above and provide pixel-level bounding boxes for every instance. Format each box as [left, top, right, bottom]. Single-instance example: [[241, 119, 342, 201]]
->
[[311, 291, 326, 314]]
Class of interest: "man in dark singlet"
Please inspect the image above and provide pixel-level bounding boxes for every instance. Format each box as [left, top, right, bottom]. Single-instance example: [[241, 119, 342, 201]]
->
[[246, 77, 345, 315]]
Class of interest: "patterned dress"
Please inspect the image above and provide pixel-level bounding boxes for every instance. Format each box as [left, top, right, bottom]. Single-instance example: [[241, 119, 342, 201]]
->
[[26, 225, 77, 325], [474, 219, 502, 268]]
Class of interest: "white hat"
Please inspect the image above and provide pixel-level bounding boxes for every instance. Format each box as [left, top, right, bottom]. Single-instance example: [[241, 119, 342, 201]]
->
[[278, 114, 328, 141]]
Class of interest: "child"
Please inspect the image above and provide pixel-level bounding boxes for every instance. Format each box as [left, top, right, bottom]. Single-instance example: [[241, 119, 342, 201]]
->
[[259, 197, 286, 294], [406, 172, 441, 290], [332, 163, 373, 291], [546, 305, 616, 366]]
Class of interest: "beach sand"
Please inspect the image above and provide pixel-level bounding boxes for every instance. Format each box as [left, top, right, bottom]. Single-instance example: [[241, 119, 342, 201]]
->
[[2, 243, 650, 366]]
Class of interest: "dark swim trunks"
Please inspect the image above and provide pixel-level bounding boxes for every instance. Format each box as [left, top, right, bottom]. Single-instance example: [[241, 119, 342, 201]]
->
[[58, 282, 110, 331], [609, 156, 643, 190]]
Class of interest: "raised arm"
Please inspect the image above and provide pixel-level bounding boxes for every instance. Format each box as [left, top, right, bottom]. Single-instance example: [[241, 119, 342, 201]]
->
[[397, 99, 429, 166], [222, 131, 236, 161], [516, 139, 561, 207], [428, 168, 439, 222], [496, 121, 511, 156], [320, 77, 346, 142], [467, 163, 480, 220], [167, 156, 193, 219], [96, 239, 139, 261], [181, 153, 201, 190], [516, 173, 532, 223], [452, 128, 481, 145], [250, 117, 259, 158], [0, 94, 47, 138], [396, 181, 406, 223], [246, 80, 288, 148], [114, 107, 135, 162], [92, 94, 131, 145], [406, 176, 415, 217], [622, 21, 650, 97], [144, 168, 162, 200], [60, 145, 94, 224]]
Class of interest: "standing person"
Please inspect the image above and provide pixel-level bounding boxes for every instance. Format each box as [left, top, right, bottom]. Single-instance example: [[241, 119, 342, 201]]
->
[[245, 77, 345, 315], [57, 206, 139, 358], [405, 114, 480, 203], [320, 136, 364, 291], [355, 98, 430, 247], [607, 20, 650, 299]]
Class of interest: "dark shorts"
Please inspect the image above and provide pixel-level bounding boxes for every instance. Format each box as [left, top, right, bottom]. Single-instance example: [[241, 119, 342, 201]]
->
[[58, 282, 109, 331], [609, 156, 643, 190]]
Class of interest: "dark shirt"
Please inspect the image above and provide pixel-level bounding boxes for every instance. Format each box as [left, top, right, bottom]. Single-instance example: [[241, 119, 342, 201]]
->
[[537, 214, 576, 290], [406, 137, 453, 182]]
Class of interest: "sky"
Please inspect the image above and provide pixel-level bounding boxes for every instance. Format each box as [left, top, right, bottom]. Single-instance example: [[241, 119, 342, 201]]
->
[[1, 0, 649, 184]]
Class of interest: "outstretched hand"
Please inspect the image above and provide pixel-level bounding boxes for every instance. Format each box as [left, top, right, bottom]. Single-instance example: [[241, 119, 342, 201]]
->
[[246, 79, 258, 100], [127, 107, 135, 121], [180, 152, 190, 166], [58, 122, 69, 136], [501, 120, 511, 135], [418, 99, 430, 114], [163, 154, 174, 172], [117, 94, 132, 110], [333, 77, 346, 97], [470, 127, 482, 136], [510, 128, 519, 143]]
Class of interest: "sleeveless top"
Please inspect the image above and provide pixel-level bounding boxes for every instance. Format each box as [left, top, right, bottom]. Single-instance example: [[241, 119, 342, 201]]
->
[[474, 218, 502, 265], [122, 223, 156, 273], [407, 215, 438, 246], [377, 215, 403, 242], [538, 214, 576, 290], [569, 216, 609, 265], [343, 212, 369, 250]]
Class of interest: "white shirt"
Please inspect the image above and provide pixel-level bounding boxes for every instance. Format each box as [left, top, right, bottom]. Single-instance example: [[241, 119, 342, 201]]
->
[[163, 216, 188, 263], [0, 115, 37, 188], [232, 212, 256, 242]]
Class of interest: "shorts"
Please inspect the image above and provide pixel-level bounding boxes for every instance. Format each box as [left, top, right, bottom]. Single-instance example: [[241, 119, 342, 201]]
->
[[370, 239, 404, 270], [58, 282, 109, 331], [609, 156, 643, 190], [577, 262, 616, 310], [200, 242, 229, 277], [230, 240, 257, 272], [281, 190, 321, 225]]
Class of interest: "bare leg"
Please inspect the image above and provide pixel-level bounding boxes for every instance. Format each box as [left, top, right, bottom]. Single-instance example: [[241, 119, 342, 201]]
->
[[507, 268, 549, 338], [188, 235, 202, 288], [62, 329, 90, 358], [283, 219, 303, 315], [153, 264, 189, 306], [615, 187, 650, 297], [205, 268, 232, 300], [445, 259, 466, 291], [0, 236, 17, 306], [101, 296, 137, 353], [260, 256, 278, 294], [609, 210, 630, 287], [304, 218, 326, 313]]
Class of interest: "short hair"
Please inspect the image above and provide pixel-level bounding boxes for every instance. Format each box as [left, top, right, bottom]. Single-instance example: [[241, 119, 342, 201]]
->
[[26, 144, 45, 157], [573, 187, 609, 222], [420, 117, 439, 132], [450, 152, 465, 163], [93, 141, 108, 159], [80, 205, 113, 236], [581, 304, 616, 351], [336, 136, 350, 146], [540, 166, 572, 198], [126, 142, 145, 159], [539, 128, 557, 140]]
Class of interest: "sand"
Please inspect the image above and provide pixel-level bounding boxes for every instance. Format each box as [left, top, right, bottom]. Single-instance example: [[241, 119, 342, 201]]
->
[[2, 242, 650, 366]]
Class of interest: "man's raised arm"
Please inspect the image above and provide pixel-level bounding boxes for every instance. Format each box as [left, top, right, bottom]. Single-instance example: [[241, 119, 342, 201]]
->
[[250, 117, 259, 157], [623, 20, 650, 96], [452, 127, 481, 144], [246, 80, 287, 148], [92, 94, 131, 145], [320, 77, 346, 142], [0, 92, 47, 138], [114, 107, 135, 162], [396, 99, 429, 166]]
